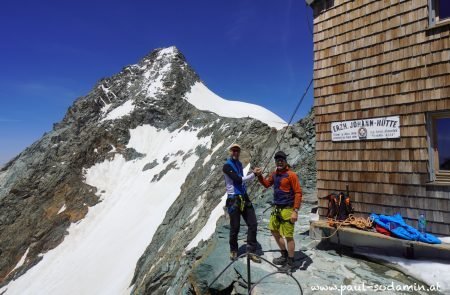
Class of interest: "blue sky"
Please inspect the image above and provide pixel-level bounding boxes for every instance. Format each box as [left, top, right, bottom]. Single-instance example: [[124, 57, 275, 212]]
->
[[0, 0, 314, 165]]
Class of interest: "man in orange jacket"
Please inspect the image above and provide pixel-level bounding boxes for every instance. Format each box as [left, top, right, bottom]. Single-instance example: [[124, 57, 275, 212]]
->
[[255, 151, 302, 272]]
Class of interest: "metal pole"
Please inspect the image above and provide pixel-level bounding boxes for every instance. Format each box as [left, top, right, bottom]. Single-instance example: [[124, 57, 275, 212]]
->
[[208, 253, 303, 294], [247, 253, 251, 294]]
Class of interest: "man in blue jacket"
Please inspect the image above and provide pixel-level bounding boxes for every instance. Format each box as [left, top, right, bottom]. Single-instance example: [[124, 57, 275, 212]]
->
[[223, 143, 261, 263]]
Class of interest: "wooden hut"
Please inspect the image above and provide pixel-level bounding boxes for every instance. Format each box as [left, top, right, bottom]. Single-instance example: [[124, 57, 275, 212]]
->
[[307, 0, 450, 235]]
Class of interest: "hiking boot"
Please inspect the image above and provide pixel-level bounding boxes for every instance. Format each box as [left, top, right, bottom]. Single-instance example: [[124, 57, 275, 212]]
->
[[249, 254, 262, 264], [279, 258, 295, 273], [272, 255, 287, 265], [230, 251, 238, 261], [272, 250, 288, 265]]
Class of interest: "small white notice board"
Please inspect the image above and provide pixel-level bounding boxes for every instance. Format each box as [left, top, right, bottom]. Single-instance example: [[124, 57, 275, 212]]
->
[[331, 116, 400, 142]]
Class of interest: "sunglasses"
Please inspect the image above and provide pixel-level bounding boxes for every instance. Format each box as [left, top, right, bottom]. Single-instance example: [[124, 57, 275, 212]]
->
[[231, 149, 241, 153], [275, 158, 286, 162]]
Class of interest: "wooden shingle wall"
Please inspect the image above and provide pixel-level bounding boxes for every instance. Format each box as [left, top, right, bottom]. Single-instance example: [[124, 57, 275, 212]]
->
[[312, 0, 450, 234]]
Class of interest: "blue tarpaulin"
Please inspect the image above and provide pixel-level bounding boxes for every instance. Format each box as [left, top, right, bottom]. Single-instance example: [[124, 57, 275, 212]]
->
[[370, 213, 441, 244]]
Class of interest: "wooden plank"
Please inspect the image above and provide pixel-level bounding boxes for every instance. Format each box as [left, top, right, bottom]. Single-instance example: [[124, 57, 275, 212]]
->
[[426, 185, 450, 199], [315, 5, 428, 52], [315, 64, 450, 94], [316, 137, 428, 151], [317, 188, 450, 202], [315, 44, 449, 81], [315, 66, 449, 97], [316, 149, 429, 162], [316, 160, 428, 173], [313, 0, 425, 36], [315, 50, 450, 88], [316, 206, 448, 222], [314, 0, 424, 43], [316, 207, 450, 235], [314, 23, 449, 70], [314, 98, 450, 124], [316, 87, 450, 115], [316, 179, 427, 197], [313, 0, 377, 27], [317, 197, 450, 214], [317, 170, 429, 185], [315, 18, 429, 57]]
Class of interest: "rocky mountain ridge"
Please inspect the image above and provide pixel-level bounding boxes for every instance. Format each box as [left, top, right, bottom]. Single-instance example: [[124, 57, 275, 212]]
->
[[0, 46, 316, 294]]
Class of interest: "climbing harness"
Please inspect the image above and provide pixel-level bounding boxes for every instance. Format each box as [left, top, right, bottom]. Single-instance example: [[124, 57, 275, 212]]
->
[[271, 206, 295, 225], [226, 194, 250, 214]]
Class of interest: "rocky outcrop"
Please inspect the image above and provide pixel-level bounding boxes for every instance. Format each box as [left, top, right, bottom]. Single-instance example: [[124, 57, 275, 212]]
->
[[0, 46, 317, 294], [0, 47, 201, 286], [129, 110, 317, 294], [186, 202, 427, 295]]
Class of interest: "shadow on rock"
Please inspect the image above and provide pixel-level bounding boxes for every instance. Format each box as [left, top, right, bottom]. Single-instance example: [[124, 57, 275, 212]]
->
[[237, 242, 264, 256], [293, 250, 313, 271], [261, 249, 313, 272]]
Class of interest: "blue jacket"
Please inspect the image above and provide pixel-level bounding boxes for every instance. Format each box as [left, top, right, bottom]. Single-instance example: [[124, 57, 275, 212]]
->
[[223, 158, 247, 195]]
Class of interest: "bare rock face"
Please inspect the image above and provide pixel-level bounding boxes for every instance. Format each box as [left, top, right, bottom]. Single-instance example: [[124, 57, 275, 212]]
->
[[129, 111, 316, 295], [0, 46, 201, 285], [0, 46, 317, 294]]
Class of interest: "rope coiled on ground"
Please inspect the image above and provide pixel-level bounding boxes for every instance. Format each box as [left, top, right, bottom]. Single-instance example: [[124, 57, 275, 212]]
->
[[321, 215, 374, 239]]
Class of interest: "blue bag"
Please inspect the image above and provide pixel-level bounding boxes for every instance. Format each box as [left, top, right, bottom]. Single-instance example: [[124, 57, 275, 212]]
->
[[370, 213, 441, 244]]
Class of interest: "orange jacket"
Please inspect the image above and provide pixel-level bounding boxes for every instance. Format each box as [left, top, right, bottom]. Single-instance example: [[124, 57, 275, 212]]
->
[[257, 167, 302, 209]]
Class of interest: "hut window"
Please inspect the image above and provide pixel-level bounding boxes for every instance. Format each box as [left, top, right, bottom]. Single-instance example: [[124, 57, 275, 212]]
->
[[428, 113, 450, 183], [312, 0, 335, 17], [429, 0, 450, 27]]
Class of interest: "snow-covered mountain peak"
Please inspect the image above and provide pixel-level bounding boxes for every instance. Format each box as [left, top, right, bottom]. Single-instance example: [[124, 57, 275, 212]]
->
[[140, 49, 181, 100], [155, 46, 179, 59], [184, 82, 287, 129], [96, 46, 191, 122], [139, 46, 183, 70], [93, 46, 286, 129]]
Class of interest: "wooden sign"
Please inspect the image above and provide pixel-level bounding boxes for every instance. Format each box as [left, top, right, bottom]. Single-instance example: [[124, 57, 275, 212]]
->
[[331, 116, 400, 142]]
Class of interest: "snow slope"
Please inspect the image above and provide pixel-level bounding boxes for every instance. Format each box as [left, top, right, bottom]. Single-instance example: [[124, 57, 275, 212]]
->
[[0, 125, 211, 295], [186, 165, 250, 250], [185, 191, 227, 251], [364, 253, 450, 292], [6, 248, 30, 277], [184, 82, 287, 130], [440, 237, 450, 244], [101, 100, 135, 121]]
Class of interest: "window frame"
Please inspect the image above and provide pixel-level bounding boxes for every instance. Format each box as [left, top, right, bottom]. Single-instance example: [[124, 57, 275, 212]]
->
[[427, 111, 450, 184], [428, 0, 450, 28]]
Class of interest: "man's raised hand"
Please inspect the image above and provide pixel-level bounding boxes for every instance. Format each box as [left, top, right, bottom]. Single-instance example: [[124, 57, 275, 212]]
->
[[253, 167, 262, 176]]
